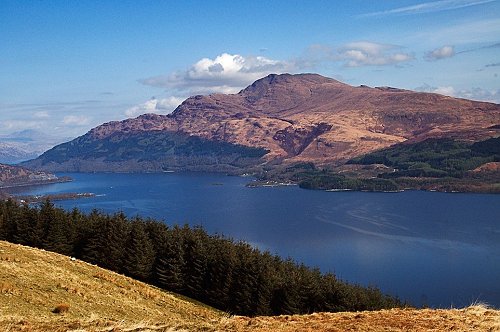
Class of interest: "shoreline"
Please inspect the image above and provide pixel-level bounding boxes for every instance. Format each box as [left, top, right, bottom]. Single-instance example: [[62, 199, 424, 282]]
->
[[11, 192, 96, 204], [0, 176, 72, 190]]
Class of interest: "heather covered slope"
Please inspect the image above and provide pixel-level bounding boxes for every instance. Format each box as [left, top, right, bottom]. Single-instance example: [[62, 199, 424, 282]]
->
[[23, 73, 500, 172], [1, 241, 499, 332]]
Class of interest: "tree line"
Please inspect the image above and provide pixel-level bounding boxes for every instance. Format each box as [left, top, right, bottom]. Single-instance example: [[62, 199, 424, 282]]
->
[[349, 137, 500, 179], [0, 199, 402, 316]]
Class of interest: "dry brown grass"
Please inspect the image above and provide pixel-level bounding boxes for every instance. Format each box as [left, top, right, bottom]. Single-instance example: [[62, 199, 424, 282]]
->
[[0, 241, 222, 331], [1, 240, 499, 332], [219, 305, 500, 332]]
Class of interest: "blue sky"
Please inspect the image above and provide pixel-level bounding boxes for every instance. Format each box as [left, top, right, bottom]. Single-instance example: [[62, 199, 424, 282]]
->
[[1, 0, 499, 138]]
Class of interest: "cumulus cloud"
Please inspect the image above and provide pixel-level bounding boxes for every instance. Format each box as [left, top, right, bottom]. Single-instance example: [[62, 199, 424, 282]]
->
[[416, 84, 500, 103], [455, 87, 500, 103], [359, 0, 495, 18], [140, 46, 415, 98], [425, 45, 455, 61], [139, 53, 293, 95], [433, 86, 457, 96], [62, 115, 91, 126], [338, 42, 413, 67], [125, 97, 184, 117]]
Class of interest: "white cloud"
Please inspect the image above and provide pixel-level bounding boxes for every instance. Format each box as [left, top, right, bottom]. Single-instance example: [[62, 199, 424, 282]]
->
[[125, 97, 184, 118], [416, 84, 500, 103], [2, 120, 42, 131], [62, 115, 91, 126], [338, 42, 413, 67], [416, 84, 459, 97], [33, 111, 50, 118], [434, 86, 457, 96], [139, 53, 293, 95], [455, 87, 500, 103], [140, 46, 415, 98], [359, 0, 495, 18], [425, 45, 455, 61], [415, 18, 500, 44]]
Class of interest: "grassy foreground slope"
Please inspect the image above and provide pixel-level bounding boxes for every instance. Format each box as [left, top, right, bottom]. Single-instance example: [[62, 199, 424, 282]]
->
[[1, 241, 499, 332], [0, 240, 222, 331]]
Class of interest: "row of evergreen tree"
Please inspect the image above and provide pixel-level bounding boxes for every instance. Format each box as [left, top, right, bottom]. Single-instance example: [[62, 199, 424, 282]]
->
[[0, 199, 402, 316]]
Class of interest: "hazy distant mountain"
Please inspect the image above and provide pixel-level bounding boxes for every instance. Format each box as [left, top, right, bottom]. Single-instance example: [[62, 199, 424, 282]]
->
[[23, 73, 500, 173], [0, 129, 72, 164]]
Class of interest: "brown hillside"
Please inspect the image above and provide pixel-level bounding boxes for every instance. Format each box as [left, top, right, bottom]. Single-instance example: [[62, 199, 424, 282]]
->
[[23, 74, 500, 173], [0, 163, 60, 188], [1, 241, 499, 331], [89, 73, 500, 165]]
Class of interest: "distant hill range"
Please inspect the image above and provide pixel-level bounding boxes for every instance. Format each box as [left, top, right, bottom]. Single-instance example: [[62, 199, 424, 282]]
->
[[0, 129, 71, 164], [0, 163, 64, 189], [22, 74, 500, 178]]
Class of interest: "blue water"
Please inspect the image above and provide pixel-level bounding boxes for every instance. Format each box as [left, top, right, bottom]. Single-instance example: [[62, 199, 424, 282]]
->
[[9, 172, 500, 308]]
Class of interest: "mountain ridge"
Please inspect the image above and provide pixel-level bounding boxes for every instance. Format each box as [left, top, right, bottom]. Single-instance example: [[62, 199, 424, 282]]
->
[[23, 73, 500, 173]]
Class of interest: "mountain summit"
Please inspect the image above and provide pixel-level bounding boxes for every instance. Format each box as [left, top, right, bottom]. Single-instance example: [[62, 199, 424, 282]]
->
[[23, 73, 500, 173]]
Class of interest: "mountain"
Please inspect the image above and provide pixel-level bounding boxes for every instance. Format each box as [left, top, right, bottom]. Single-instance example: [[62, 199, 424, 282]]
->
[[0, 129, 71, 164], [23, 73, 500, 174], [1, 240, 498, 331], [0, 142, 39, 164], [0, 163, 63, 188]]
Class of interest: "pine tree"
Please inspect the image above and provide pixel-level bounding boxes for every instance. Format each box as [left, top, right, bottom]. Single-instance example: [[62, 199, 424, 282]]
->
[[0, 199, 19, 241], [182, 227, 207, 300], [122, 219, 155, 281], [69, 207, 87, 258], [38, 200, 73, 255], [80, 209, 106, 264], [296, 265, 324, 313], [250, 250, 273, 316], [155, 241, 185, 292], [81, 211, 128, 272], [228, 242, 259, 315], [13, 203, 39, 246], [203, 237, 235, 310], [269, 258, 300, 315]]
